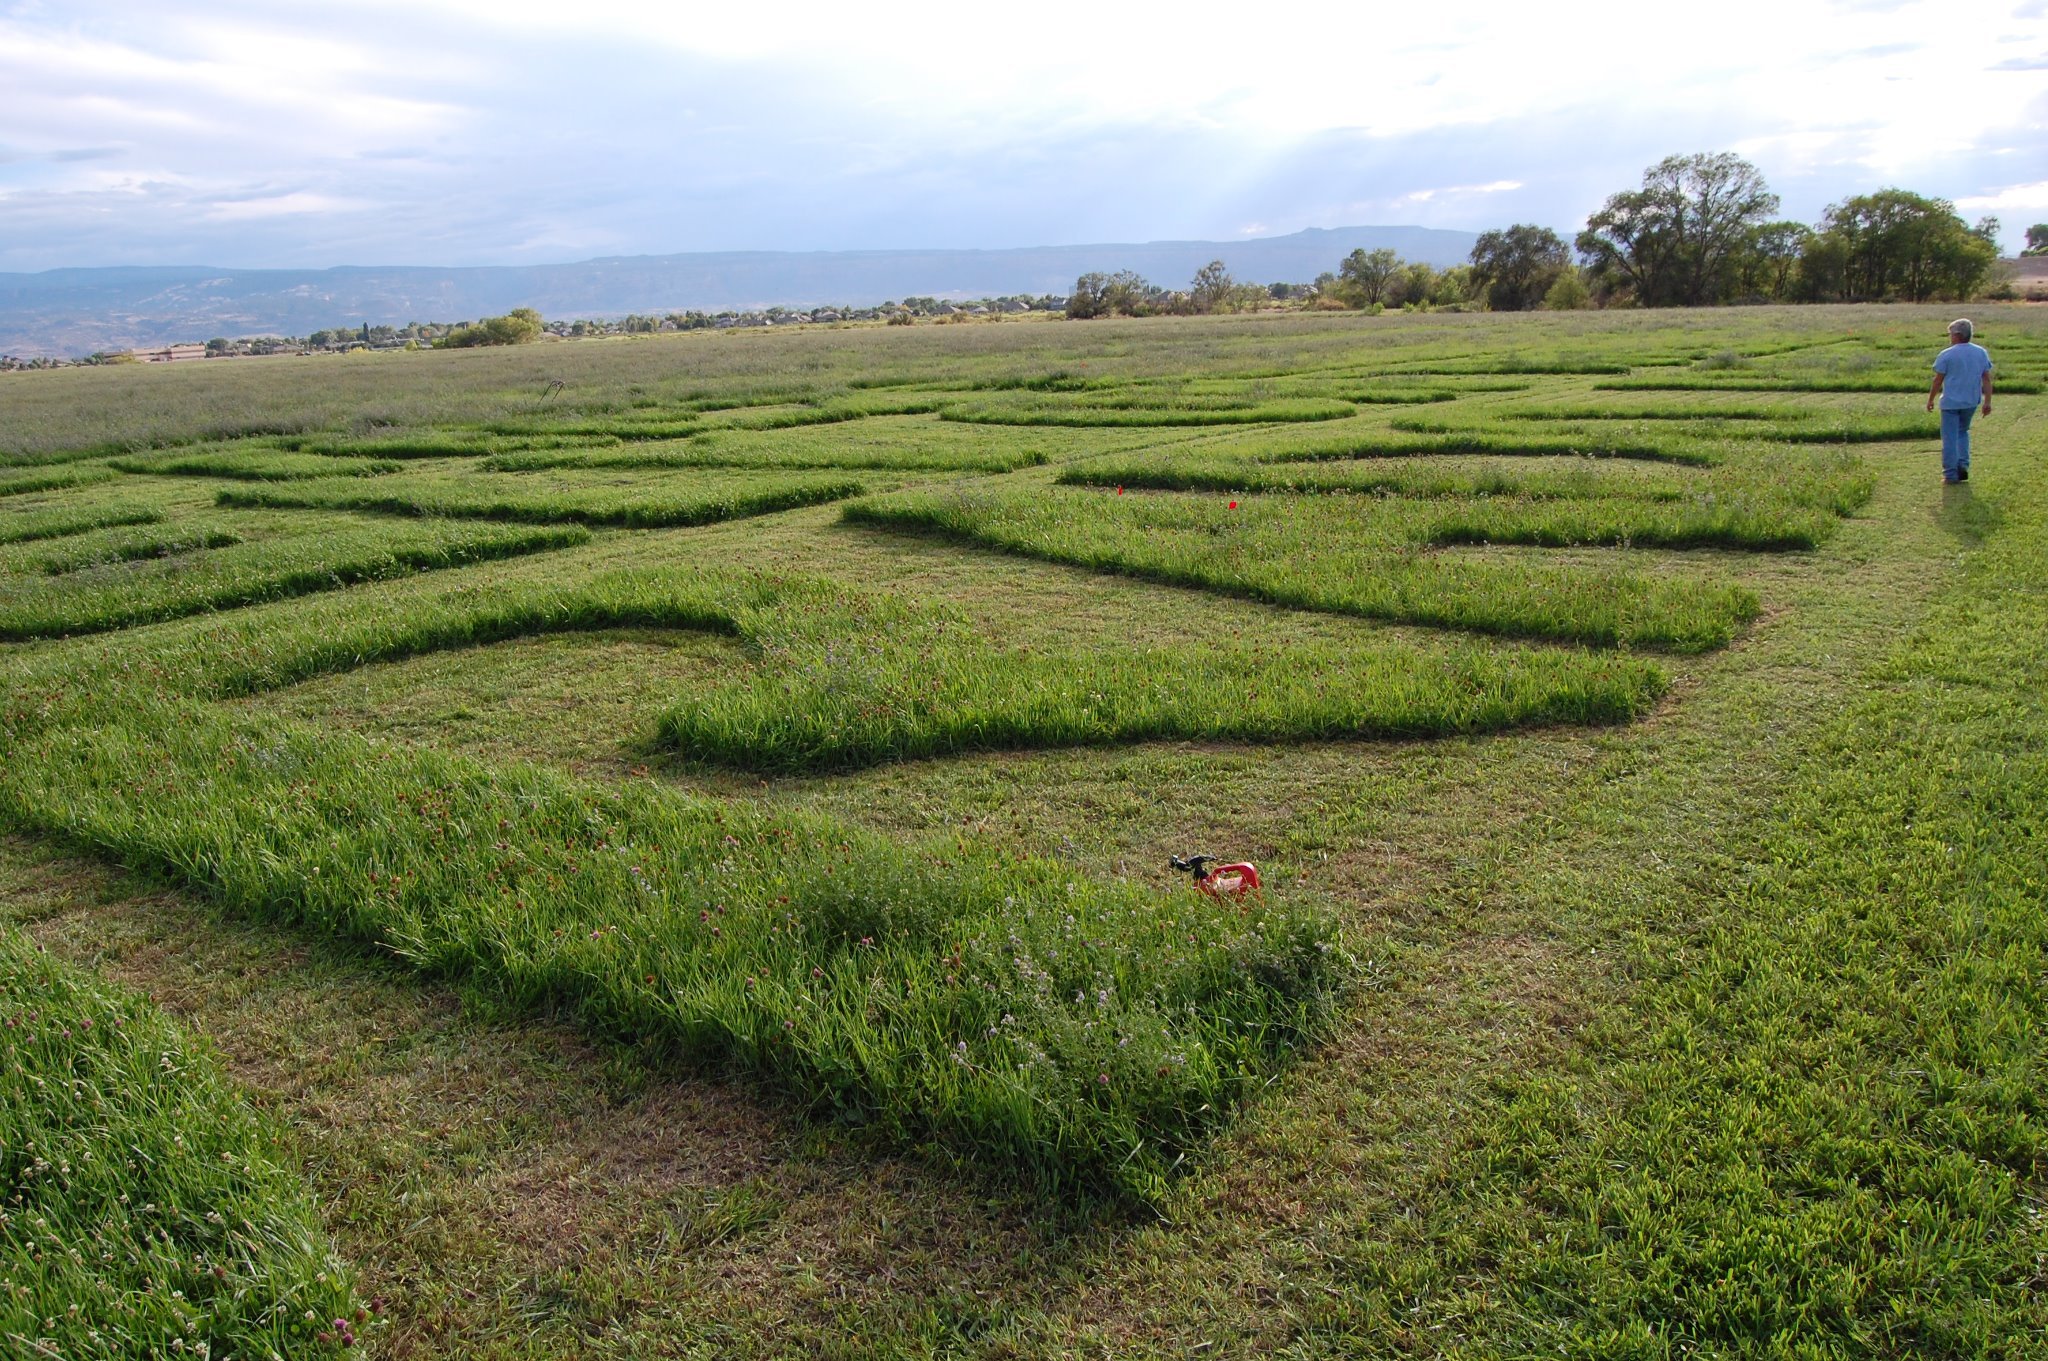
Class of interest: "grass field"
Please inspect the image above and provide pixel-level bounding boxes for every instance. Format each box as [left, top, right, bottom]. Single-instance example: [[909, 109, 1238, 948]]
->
[[2, 303, 2043, 1357]]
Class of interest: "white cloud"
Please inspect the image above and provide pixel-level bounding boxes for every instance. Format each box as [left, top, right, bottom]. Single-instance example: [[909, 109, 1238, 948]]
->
[[205, 191, 360, 221], [1956, 180, 2048, 213], [1400, 181, 1523, 204]]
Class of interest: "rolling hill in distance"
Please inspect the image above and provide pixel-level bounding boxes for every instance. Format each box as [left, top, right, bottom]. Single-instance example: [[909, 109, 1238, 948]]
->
[[0, 225, 1479, 358]]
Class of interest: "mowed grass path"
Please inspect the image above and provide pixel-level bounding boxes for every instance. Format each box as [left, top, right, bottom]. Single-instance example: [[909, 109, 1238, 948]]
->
[[1, 304, 2043, 1357]]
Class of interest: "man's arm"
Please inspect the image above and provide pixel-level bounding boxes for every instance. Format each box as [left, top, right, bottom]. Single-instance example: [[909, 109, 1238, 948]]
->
[[1927, 372, 1944, 412], [1981, 368, 1993, 417]]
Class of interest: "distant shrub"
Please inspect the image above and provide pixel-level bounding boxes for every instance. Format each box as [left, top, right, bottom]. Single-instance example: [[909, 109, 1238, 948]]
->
[[436, 308, 544, 348]]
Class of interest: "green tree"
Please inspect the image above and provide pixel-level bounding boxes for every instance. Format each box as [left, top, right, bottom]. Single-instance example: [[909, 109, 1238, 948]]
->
[[1740, 221, 1815, 301], [1385, 261, 1439, 308], [1541, 267, 1593, 310], [2025, 224, 2048, 257], [1430, 265, 1478, 307], [1065, 271, 1151, 319], [1576, 152, 1779, 306], [1189, 260, 1236, 314], [1802, 190, 1999, 301], [1337, 248, 1401, 307], [1469, 225, 1570, 311]]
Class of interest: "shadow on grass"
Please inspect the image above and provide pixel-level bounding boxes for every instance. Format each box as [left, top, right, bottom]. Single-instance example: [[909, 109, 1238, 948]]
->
[[1935, 479, 2003, 544]]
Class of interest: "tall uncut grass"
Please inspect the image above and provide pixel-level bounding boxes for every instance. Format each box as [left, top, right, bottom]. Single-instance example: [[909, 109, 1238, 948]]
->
[[1056, 458, 1871, 549], [479, 416, 1062, 474], [662, 586, 1666, 771], [11, 525, 244, 577], [1058, 456, 1695, 501], [939, 396, 1357, 427], [0, 707, 1348, 1201], [0, 519, 588, 639], [0, 563, 1669, 770], [1200, 423, 1722, 467], [0, 466, 116, 498], [0, 928, 367, 1356], [109, 449, 405, 480], [0, 504, 163, 547], [215, 469, 870, 529], [1599, 373, 2044, 394], [286, 431, 623, 459], [845, 490, 1762, 651]]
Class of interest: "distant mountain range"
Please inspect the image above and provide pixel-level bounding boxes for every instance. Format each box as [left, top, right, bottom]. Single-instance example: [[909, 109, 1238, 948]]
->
[[0, 226, 1478, 358]]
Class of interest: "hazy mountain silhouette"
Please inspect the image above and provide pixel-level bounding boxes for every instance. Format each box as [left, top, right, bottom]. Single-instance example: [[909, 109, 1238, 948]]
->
[[0, 226, 1478, 357]]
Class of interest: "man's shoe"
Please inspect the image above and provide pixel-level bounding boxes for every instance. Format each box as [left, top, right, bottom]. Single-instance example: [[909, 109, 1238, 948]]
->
[[1958, 467, 1969, 481]]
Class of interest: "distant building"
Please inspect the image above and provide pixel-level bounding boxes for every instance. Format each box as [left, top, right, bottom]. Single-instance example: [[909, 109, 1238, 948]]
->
[[128, 342, 208, 363]]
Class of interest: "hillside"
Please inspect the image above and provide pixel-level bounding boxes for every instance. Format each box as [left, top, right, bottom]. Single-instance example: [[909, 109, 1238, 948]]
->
[[0, 225, 1477, 357]]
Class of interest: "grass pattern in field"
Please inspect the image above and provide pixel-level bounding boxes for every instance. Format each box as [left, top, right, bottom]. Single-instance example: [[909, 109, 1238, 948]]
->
[[663, 584, 1666, 771], [286, 431, 623, 459], [1200, 422, 1722, 466], [938, 394, 1358, 427], [4, 305, 2043, 1348], [1599, 372, 2044, 394], [0, 706, 1347, 1200], [1059, 455, 1695, 501], [477, 414, 1114, 474], [845, 489, 1762, 651], [1058, 446, 1874, 525]]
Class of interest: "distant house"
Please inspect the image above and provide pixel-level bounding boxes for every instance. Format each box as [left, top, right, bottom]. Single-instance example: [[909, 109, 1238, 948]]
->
[[129, 342, 208, 363], [999, 299, 1030, 313]]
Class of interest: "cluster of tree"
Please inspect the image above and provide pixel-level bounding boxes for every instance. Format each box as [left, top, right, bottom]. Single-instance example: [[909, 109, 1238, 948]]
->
[[1468, 153, 2008, 311], [1317, 250, 1476, 311], [1065, 260, 1284, 318], [436, 308, 545, 348], [2019, 223, 2047, 256], [1293, 155, 2012, 317]]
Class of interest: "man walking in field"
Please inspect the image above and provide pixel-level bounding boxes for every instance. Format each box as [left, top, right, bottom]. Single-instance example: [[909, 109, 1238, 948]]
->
[[1927, 318, 1994, 483]]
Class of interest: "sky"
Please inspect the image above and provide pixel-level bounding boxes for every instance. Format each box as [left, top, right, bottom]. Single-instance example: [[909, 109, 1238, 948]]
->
[[1, 0, 2044, 272]]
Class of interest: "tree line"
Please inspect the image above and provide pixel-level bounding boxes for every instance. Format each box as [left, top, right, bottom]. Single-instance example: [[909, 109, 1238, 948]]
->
[[1063, 152, 2022, 318]]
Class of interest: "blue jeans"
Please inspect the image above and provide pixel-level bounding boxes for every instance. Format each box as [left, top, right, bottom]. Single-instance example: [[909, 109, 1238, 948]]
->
[[1940, 405, 1975, 480]]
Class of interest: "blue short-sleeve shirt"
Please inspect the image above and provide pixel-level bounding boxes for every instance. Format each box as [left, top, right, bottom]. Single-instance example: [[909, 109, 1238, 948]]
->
[[1934, 342, 1994, 409]]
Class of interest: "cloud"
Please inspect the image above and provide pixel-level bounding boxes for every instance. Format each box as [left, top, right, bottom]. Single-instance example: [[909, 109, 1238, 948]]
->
[[1989, 53, 2048, 68], [205, 191, 361, 221], [1955, 180, 2048, 213], [3, 0, 2046, 270], [1398, 181, 1524, 204]]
